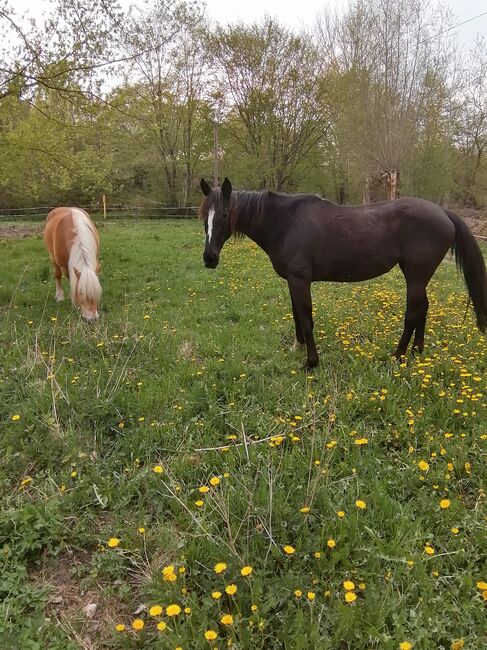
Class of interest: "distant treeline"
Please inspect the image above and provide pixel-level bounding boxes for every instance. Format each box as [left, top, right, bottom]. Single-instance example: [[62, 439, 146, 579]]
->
[[1, 0, 486, 209]]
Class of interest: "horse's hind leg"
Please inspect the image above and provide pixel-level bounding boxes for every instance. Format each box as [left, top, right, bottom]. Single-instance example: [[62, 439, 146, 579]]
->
[[395, 275, 429, 358], [412, 294, 429, 353]]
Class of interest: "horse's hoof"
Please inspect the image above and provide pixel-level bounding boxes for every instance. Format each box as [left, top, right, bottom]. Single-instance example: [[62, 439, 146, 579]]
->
[[55, 293, 64, 302], [305, 359, 319, 371]]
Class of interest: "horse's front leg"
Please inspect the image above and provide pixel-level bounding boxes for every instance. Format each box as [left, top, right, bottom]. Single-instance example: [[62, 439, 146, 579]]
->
[[53, 263, 64, 302], [287, 277, 318, 369], [289, 292, 305, 352]]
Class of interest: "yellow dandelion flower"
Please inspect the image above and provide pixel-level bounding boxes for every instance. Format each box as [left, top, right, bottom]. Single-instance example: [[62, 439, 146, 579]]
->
[[294, 589, 302, 597], [451, 640, 464, 650], [225, 584, 237, 595], [337, 510, 345, 518], [355, 499, 366, 509], [153, 465, 163, 473], [418, 460, 429, 471], [199, 485, 210, 493], [300, 506, 310, 513], [157, 621, 167, 631], [179, 567, 186, 574], [195, 499, 204, 507], [220, 614, 233, 626], [476, 581, 487, 590], [343, 580, 355, 591], [399, 643, 413, 650], [451, 527, 459, 535], [307, 591, 316, 601], [166, 604, 181, 617], [107, 537, 120, 548], [11, 415, 21, 421], [283, 545, 295, 555], [344, 591, 357, 603], [209, 476, 220, 486], [327, 539, 336, 548], [211, 591, 222, 599], [115, 624, 125, 632], [251, 604, 258, 612], [354, 438, 368, 445], [131, 618, 144, 630], [424, 545, 435, 555], [241, 566, 253, 576], [314, 551, 321, 558], [184, 607, 191, 614], [440, 499, 451, 509], [214, 562, 227, 574], [138, 527, 145, 534], [205, 630, 218, 641], [149, 605, 163, 616]]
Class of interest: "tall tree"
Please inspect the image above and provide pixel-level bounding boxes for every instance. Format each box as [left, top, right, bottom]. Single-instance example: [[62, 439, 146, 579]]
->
[[0, 0, 123, 103], [122, 0, 210, 205], [211, 17, 329, 191], [316, 0, 455, 200], [453, 37, 487, 206]]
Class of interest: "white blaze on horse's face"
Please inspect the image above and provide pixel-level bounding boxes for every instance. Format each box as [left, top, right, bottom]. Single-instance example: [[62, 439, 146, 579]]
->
[[207, 206, 215, 243]]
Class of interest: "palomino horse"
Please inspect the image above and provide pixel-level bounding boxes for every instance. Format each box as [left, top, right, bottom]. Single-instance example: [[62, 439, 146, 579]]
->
[[199, 178, 487, 369], [44, 207, 102, 321]]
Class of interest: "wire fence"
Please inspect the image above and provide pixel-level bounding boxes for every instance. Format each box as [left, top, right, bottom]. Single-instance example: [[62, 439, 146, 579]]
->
[[0, 205, 199, 221]]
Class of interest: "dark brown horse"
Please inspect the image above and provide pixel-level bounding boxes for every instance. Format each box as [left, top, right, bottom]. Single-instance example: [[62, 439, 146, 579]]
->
[[199, 177, 487, 369]]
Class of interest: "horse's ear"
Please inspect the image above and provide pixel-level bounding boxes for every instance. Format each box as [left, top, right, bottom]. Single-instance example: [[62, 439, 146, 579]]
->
[[74, 267, 81, 279], [221, 177, 232, 201], [200, 178, 211, 196]]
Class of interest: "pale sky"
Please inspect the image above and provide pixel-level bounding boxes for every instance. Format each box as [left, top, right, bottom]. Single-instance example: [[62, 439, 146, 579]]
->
[[204, 0, 486, 48], [13, 0, 487, 50]]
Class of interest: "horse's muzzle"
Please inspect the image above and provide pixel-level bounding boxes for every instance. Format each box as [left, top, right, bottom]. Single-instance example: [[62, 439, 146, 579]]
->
[[204, 252, 219, 268]]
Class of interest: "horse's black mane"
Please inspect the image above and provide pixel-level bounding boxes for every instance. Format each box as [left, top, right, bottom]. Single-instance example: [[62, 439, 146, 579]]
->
[[199, 187, 329, 235], [231, 189, 327, 233]]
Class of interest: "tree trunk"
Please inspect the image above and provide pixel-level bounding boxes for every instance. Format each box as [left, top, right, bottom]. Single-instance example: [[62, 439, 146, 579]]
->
[[384, 169, 399, 200]]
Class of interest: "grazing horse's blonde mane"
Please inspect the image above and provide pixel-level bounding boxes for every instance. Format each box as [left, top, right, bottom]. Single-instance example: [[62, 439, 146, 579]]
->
[[68, 208, 102, 305]]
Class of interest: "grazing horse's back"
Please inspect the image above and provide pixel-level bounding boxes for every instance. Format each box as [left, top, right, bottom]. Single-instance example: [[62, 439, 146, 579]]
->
[[44, 207, 101, 321], [44, 207, 76, 275]]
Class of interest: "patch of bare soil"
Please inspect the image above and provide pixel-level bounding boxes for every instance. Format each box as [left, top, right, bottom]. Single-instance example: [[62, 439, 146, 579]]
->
[[31, 549, 121, 649], [455, 208, 487, 238], [0, 223, 42, 239]]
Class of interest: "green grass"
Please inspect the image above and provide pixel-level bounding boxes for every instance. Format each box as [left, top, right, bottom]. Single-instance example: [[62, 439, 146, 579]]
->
[[0, 220, 486, 650]]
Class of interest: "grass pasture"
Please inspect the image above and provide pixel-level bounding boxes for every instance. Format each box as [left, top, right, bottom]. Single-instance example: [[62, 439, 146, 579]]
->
[[0, 219, 486, 650]]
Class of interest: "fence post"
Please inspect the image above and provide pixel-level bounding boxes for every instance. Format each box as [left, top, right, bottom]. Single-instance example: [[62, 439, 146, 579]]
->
[[102, 194, 107, 219]]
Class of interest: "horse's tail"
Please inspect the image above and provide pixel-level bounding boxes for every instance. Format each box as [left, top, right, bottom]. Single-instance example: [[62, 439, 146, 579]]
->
[[445, 210, 487, 332]]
